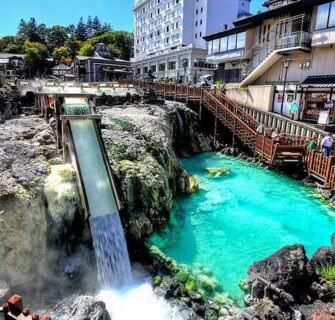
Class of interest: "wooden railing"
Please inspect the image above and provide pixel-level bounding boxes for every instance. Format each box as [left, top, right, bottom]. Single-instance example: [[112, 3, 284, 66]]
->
[[307, 151, 335, 186]]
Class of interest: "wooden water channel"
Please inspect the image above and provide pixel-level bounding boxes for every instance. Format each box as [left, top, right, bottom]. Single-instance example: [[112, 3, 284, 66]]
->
[[33, 79, 335, 190]]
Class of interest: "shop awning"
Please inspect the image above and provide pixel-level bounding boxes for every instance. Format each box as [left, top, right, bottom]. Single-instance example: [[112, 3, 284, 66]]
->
[[300, 75, 335, 88]]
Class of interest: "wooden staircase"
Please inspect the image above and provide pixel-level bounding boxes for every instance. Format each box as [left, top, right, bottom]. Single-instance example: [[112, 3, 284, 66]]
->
[[118, 80, 307, 166]]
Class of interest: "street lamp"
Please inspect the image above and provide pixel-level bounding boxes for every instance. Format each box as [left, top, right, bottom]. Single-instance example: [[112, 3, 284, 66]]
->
[[280, 59, 292, 116]]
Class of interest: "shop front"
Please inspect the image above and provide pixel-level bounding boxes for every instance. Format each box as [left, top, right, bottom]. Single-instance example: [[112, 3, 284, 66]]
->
[[300, 75, 335, 125], [272, 76, 335, 126]]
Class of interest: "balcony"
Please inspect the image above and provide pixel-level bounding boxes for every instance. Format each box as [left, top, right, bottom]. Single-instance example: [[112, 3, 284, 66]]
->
[[206, 48, 245, 64], [275, 30, 312, 51]]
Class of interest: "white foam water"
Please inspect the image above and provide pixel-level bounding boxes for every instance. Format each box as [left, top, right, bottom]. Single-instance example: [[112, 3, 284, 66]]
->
[[97, 281, 185, 320]]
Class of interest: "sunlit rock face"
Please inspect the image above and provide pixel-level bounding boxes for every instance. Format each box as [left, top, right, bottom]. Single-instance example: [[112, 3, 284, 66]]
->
[[99, 101, 210, 258], [0, 116, 89, 291]]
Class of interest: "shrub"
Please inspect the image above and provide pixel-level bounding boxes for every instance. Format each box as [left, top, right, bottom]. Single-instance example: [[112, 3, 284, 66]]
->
[[316, 263, 335, 282]]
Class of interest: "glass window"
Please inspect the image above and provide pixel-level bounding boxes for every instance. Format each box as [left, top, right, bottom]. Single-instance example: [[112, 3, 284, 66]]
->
[[228, 34, 236, 50], [208, 41, 213, 54], [213, 39, 220, 53], [329, 2, 335, 27], [315, 3, 331, 30], [220, 37, 228, 52], [236, 32, 246, 49]]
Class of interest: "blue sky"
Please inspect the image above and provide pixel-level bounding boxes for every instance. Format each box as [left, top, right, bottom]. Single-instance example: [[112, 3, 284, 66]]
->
[[0, 0, 264, 37]]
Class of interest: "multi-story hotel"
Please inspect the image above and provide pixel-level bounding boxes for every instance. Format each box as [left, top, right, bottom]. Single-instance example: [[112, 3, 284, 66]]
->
[[204, 0, 335, 125], [133, 0, 251, 82]]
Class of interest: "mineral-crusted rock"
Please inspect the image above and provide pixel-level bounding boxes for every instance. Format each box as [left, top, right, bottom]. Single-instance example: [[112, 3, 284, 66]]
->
[[70, 296, 111, 320]]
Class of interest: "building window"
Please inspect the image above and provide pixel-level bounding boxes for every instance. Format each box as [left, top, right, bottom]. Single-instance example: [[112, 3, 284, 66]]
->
[[144, 66, 148, 73], [200, 32, 202, 37], [195, 33, 198, 39], [213, 38, 220, 53], [150, 65, 157, 72], [316, 1, 335, 30], [200, 19, 203, 25], [168, 61, 176, 70], [236, 32, 246, 49], [159, 63, 166, 71], [195, 21, 198, 26], [228, 34, 237, 50], [220, 37, 228, 51]]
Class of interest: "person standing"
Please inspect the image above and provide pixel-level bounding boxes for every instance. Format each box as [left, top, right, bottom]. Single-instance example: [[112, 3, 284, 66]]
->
[[307, 135, 318, 151], [321, 133, 333, 157]]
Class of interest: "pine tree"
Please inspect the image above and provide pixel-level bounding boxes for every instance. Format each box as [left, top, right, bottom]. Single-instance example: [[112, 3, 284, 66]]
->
[[74, 17, 87, 41], [92, 16, 102, 33]]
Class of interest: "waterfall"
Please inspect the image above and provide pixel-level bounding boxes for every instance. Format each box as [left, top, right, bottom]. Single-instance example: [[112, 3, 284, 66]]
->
[[90, 214, 132, 289], [65, 98, 133, 290], [176, 110, 184, 130]]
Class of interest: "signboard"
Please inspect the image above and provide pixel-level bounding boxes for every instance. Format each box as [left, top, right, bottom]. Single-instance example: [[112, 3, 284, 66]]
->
[[318, 110, 330, 125]]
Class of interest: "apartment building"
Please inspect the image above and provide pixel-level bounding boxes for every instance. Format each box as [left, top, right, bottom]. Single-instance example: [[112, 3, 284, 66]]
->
[[204, 0, 335, 124], [133, 0, 250, 82]]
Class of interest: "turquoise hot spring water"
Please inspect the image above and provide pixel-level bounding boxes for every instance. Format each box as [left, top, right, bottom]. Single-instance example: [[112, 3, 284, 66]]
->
[[150, 153, 335, 301]]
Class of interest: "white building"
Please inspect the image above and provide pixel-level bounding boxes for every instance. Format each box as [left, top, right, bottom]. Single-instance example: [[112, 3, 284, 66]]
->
[[133, 0, 251, 82]]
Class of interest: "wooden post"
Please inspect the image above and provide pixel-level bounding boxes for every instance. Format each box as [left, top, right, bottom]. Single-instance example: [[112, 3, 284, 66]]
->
[[325, 155, 334, 187], [232, 117, 236, 147], [214, 103, 218, 146], [199, 89, 203, 120], [55, 98, 62, 149], [44, 96, 48, 121]]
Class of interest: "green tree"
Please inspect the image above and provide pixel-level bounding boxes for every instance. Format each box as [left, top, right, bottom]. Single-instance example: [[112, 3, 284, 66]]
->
[[65, 38, 82, 57], [23, 41, 49, 78], [46, 25, 69, 49], [78, 43, 94, 56], [74, 17, 87, 41], [92, 16, 102, 34], [53, 46, 70, 61], [87, 31, 133, 60], [0, 35, 25, 53], [18, 18, 46, 43]]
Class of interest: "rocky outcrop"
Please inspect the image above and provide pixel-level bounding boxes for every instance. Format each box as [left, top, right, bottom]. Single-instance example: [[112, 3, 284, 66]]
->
[[248, 245, 311, 302], [0, 115, 92, 292], [0, 86, 22, 123], [246, 237, 335, 320], [70, 296, 111, 320], [99, 101, 210, 257]]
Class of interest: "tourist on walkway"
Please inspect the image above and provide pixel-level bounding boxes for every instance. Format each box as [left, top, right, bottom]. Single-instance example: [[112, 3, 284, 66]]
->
[[271, 128, 281, 143], [321, 133, 333, 157], [307, 135, 318, 151]]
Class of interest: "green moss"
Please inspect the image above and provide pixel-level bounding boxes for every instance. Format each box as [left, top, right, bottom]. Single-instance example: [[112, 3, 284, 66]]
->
[[213, 293, 233, 306], [176, 270, 189, 284], [185, 278, 197, 293], [112, 118, 131, 131], [154, 276, 162, 286], [198, 275, 219, 293]]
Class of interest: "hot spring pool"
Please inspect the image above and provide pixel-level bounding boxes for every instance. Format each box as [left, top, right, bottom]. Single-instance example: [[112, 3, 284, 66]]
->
[[150, 153, 335, 301]]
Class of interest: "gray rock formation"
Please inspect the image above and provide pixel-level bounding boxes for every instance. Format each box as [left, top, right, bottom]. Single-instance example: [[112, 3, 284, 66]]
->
[[248, 244, 311, 301], [0, 115, 91, 291], [70, 296, 111, 320], [0, 86, 22, 123], [99, 101, 210, 256]]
